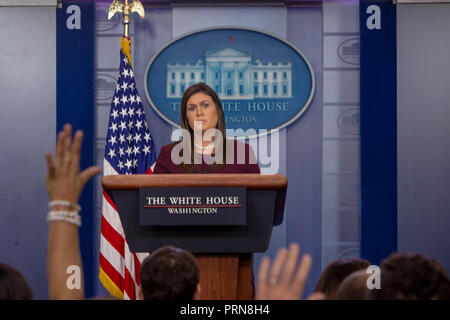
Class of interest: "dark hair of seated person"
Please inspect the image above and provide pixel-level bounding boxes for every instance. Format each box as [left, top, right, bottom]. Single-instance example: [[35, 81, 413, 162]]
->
[[139, 246, 199, 300], [336, 270, 370, 300], [369, 252, 450, 300], [0, 263, 33, 300], [314, 258, 371, 299]]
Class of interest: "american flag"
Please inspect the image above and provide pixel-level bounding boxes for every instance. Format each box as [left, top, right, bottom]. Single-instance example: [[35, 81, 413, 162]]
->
[[99, 48, 156, 300]]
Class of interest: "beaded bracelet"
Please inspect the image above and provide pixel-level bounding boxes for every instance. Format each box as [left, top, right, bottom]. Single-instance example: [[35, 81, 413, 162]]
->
[[47, 210, 82, 227], [48, 200, 82, 212]]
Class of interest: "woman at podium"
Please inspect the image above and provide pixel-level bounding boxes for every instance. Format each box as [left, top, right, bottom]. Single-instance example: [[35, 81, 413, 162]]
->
[[153, 83, 260, 174]]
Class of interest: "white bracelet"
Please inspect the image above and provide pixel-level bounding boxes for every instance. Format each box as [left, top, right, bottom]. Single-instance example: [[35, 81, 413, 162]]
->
[[48, 210, 79, 218], [49, 200, 82, 212], [47, 210, 82, 227], [47, 211, 81, 227]]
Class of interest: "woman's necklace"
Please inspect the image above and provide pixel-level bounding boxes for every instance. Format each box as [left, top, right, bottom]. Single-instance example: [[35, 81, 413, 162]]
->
[[194, 141, 215, 151]]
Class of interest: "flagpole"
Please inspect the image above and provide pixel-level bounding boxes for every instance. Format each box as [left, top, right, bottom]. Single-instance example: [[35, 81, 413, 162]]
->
[[108, 0, 145, 68], [123, 0, 130, 38], [108, 0, 145, 38]]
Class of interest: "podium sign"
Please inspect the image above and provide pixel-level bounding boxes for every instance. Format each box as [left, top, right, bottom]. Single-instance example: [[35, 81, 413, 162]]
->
[[102, 174, 287, 299], [102, 174, 286, 253], [139, 187, 246, 226]]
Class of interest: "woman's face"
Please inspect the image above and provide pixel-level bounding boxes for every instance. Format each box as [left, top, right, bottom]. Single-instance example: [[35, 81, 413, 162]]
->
[[185, 92, 218, 133]]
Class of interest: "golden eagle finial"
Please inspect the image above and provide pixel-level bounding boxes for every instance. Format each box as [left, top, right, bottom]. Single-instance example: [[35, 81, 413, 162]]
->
[[108, 0, 145, 38]]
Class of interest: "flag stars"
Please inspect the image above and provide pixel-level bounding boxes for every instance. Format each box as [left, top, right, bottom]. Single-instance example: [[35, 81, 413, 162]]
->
[[143, 145, 151, 155], [113, 97, 120, 107], [109, 122, 118, 133], [104, 52, 155, 176], [108, 148, 116, 159], [120, 109, 128, 118], [124, 159, 132, 170], [125, 146, 133, 157], [127, 133, 133, 143], [108, 136, 117, 146], [133, 133, 141, 143], [111, 109, 119, 120]]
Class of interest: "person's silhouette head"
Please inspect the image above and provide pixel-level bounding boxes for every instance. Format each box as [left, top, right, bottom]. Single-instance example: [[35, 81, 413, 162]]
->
[[139, 246, 200, 300], [370, 253, 450, 300], [0, 263, 33, 300], [315, 258, 370, 299]]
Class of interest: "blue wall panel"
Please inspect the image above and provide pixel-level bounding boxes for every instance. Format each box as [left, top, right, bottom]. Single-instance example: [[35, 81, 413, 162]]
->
[[359, 0, 397, 265], [57, 1, 96, 297]]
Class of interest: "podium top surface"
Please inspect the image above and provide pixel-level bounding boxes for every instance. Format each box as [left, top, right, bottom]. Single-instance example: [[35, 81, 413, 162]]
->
[[102, 174, 287, 190]]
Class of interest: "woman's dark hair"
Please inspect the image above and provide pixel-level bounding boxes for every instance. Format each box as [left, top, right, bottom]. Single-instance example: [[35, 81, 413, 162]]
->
[[0, 263, 33, 300], [177, 82, 227, 172], [314, 258, 370, 299], [140, 246, 199, 300]]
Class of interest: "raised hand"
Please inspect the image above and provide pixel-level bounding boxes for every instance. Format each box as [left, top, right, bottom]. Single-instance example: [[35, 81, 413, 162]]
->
[[45, 124, 101, 204], [45, 124, 101, 300], [256, 243, 315, 300]]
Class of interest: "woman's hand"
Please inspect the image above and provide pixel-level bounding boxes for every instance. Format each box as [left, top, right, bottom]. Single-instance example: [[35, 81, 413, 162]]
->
[[256, 242, 322, 300], [45, 124, 101, 204]]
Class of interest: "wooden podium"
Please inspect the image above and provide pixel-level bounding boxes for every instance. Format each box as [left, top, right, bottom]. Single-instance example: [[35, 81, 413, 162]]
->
[[102, 174, 287, 300]]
